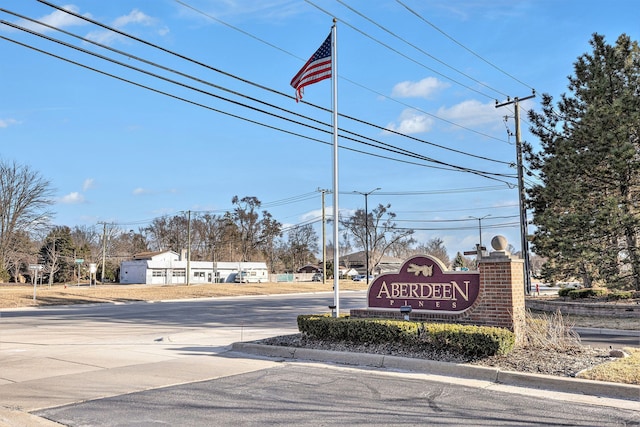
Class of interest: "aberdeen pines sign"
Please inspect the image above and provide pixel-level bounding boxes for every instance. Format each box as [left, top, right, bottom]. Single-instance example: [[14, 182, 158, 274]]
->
[[367, 255, 480, 312]]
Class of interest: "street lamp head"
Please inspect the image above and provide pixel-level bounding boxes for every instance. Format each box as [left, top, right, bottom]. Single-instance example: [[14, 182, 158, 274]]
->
[[353, 187, 381, 196], [468, 214, 491, 220]]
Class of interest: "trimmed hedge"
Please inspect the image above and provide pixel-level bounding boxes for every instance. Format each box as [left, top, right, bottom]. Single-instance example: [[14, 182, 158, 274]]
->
[[606, 291, 634, 301], [568, 288, 608, 299], [297, 314, 515, 357], [558, 287, 573, 297]]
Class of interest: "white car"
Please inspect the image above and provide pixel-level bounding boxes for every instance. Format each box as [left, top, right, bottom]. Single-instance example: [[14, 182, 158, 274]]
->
[[563, 282, 583, 289]]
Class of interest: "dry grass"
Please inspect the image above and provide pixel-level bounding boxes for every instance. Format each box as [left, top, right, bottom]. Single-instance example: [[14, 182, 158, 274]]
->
[[0, 281, 369, 309], [522, 309, 582, 350], [577, 347, 640, 385]]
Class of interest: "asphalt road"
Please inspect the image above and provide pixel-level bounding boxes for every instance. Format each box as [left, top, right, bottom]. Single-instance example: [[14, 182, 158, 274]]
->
[[576, 329, 640, 348], [35, 363, 639, 426], [1, 291, 638, 426]]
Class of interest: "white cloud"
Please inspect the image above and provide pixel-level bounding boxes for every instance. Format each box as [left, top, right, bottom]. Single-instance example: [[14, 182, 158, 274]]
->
[[13, 5, 91, 33], [86, 9, 161, 45], [386, 109, 434, 135], [133, 187, 151, 195], [85, 29, 121, 45], [391, 77, 450, 99], [0, 118, 19, 128], [82, 178, 94, 191], [60, 192, 85, 204], [113, 9, 154, 27], [436, 99, 503, 127]]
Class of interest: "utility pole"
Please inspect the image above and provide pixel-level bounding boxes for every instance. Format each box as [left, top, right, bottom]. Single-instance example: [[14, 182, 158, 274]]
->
[[100, 222, 107, 284], [496, 92, 535, 295], [318, 188, 330, 284]]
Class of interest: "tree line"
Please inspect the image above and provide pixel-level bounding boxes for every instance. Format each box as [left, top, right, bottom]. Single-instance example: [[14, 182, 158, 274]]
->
[[0, 182, 464, 283]]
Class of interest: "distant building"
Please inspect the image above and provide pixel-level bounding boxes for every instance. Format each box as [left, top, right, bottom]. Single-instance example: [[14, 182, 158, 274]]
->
[[339, 251, 403, 276], [119, 250, 268, 285], [297, 264, 321, 274]]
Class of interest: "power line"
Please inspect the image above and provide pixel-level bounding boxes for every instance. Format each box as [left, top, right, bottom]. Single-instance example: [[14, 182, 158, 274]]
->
[[164, 2, 513, 153], [29, 1, 530, 171], [396, 221, 520, 232], [339, 76, 510, 144], [305, 0, 496, 99], [394, 215, 519, 223], [14, 4, 516, 171], [1, 13, 516, 183], [169, 0, 511, 145], [336, 0, 508, 98], [394, 203, 519, 214], [395, 0, 534, 91]]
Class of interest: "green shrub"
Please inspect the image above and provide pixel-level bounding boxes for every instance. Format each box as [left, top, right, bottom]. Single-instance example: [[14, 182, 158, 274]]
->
[[297, 315, 420, 344], [297, 315, 515, 357], [420, 323, 515, 357], [558, 287, 573, 297], [607, 291, 634, 301], [568, 288, 607, 299]]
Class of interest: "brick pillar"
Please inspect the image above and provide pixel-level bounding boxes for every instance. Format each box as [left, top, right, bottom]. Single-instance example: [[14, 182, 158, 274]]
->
[[474, 236, 526, 341]]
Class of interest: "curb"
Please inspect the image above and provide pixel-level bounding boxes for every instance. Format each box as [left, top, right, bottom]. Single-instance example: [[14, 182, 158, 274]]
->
[[231, 342, 640, 401], [0, 407, 65, 426], [574, 327, 640, 337]]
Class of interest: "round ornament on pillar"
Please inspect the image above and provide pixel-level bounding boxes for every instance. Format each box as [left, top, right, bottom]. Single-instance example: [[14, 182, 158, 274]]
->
[[491, 235, 508, 252]]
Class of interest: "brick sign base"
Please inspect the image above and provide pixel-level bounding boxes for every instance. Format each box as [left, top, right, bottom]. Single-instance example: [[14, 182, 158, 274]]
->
[[350, 248, 526, 339]]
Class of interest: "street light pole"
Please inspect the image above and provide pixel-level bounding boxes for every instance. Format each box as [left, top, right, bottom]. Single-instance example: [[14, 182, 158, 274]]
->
[[469, 214, 491, 252], [355, 187, 380, 285]]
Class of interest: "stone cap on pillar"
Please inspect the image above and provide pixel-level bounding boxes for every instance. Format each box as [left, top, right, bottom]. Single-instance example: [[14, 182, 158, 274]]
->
[[482, 235, 512, 261]]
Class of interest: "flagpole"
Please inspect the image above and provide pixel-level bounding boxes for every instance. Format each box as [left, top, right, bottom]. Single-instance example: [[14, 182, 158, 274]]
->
[[331, 18, 340, 317]]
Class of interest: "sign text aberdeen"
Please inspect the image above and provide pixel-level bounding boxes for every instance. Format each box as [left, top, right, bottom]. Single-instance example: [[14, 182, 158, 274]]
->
[[367, 255, 480, 312]]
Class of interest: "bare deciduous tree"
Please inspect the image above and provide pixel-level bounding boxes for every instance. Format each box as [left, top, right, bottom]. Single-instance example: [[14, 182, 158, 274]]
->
[[340, 204, 415, 276], [0, 160, 54, 281]]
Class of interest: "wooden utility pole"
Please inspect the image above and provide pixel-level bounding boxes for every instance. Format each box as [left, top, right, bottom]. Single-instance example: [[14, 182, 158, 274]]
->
[[496, 92, 535, 295]]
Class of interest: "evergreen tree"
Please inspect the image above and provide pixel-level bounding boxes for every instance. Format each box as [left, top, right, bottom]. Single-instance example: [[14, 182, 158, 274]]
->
[[40, 226, 76, 284], [526, 33, 640, 290], [452, 252, 466, 269]]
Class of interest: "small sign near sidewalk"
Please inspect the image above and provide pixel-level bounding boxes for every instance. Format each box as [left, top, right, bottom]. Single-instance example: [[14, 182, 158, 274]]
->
[[29, 264, 44, 301]]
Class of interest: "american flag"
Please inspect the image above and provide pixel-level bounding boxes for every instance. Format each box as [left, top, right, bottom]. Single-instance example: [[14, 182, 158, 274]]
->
[[290, 33, 332, 102]]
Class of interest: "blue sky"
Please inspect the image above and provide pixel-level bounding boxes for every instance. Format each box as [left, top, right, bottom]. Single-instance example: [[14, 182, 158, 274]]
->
[[1, 0, 638, 258]]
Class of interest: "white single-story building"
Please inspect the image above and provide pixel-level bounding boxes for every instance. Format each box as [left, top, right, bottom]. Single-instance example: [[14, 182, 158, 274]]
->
[[119, 250, 268, 285]]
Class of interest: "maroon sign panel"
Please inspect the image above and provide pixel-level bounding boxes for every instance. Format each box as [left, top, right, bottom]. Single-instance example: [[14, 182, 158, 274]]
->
[[367, 255, 479, 312]]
